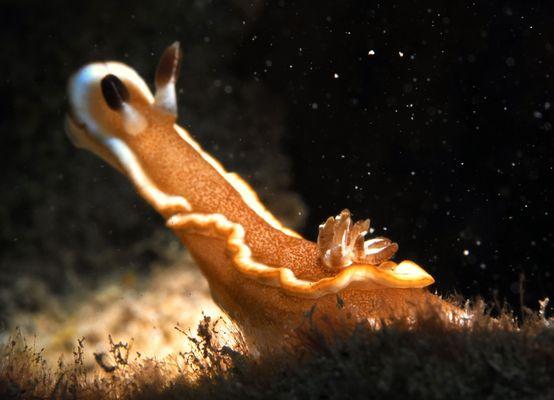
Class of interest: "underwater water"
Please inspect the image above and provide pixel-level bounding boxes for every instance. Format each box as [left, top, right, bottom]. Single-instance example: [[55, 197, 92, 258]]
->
[[1, 0, 553, 389]]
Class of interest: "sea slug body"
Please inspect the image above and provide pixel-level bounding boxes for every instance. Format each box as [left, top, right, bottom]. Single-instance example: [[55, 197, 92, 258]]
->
[[66, 42, 453, 348]]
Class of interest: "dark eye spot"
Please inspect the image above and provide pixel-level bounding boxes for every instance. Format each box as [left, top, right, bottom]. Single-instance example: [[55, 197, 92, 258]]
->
[[100, 74, 130, 110]]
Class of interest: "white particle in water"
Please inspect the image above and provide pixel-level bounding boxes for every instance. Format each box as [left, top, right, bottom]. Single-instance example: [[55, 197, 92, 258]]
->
[[368, 50, 376, 55], [463, 249, 470, 256], [333, 73, 339, 79]]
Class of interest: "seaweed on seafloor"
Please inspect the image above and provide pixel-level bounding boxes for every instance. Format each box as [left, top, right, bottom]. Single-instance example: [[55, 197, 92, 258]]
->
[[0, 298, 553, 400]]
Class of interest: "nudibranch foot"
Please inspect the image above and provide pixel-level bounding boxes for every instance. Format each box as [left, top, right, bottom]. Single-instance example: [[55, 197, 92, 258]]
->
[[65, 42, 451, 350]]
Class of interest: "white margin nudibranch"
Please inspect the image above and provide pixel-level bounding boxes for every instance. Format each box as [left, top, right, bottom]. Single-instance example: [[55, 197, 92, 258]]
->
[[66, 42, 451, 348]]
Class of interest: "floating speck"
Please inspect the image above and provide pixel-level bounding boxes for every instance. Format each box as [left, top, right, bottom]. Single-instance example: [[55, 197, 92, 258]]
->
[[368, 50, 375, 56]]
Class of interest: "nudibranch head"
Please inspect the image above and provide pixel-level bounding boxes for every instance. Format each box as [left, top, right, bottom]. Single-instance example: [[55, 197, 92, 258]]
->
[[66, 42, 182, 169]]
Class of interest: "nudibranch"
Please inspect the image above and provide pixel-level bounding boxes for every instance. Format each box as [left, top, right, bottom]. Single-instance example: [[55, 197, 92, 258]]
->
[[66, 42, 449, 348]]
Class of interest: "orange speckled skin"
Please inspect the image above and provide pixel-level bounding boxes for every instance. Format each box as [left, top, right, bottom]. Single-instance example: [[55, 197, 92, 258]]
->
[[77, 77, 452, 348]]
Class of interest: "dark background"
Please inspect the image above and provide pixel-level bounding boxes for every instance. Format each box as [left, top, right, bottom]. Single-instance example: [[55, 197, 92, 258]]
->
[[1, 0, 552, 321]]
